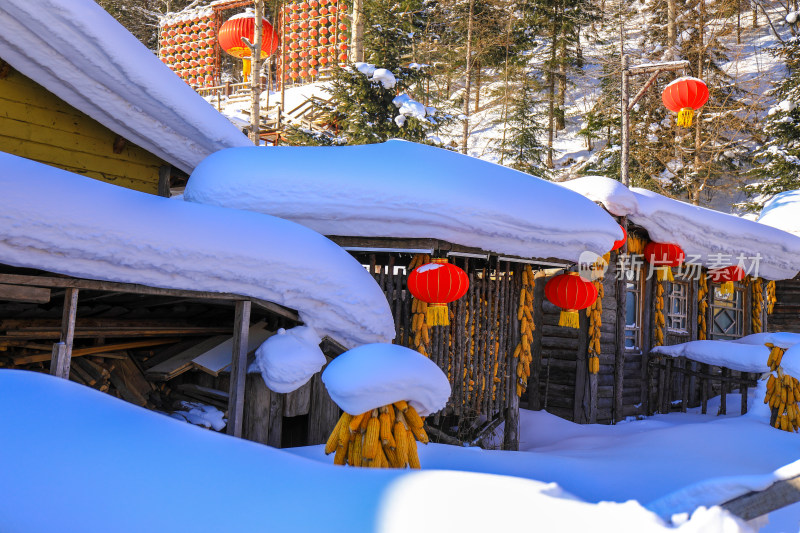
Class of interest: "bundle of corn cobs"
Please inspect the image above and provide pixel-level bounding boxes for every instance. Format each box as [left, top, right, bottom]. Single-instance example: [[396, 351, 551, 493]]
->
[[586, 277, 603, 374], [764, 343, 800, 433], [514, 264, 536, 396], [408, 254, 431, 356], [325, 400, 429, 468]]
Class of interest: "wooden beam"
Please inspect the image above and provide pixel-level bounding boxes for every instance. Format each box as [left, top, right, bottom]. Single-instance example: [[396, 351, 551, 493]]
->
[[614, 218, 628, 423], [721, 472, 800, 520], [227, 300, 251, 438], [50, 288, 78, 379], [13, 338, 179, 365], [0, 283, 50, 303]]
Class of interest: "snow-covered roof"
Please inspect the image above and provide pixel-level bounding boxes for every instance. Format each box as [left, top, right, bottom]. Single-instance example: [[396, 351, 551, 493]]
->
[[0, 152, 395, 348], [757, 190, 800, 237], [0, 0, 252, 174], [184, 141, 624, 262], [560, 176, 800, 280]]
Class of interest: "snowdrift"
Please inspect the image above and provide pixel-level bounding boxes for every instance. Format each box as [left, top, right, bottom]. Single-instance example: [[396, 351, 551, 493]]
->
[[0, 370, 749, 532], [758, 190, 800, 237], [560, 176, 800, 280], [0, 0, 251, 173], [0, 152, 395, 347], [184, 141, 624, 262]]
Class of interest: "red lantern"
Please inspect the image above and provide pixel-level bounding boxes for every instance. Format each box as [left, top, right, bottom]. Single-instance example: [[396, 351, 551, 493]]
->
[[707, 265, 745, 297], [611, 225, 627, 252], [219, 13, 281, 59], [299, 69, 309, 78], [662, 77, 709, 128], [643, 242, 685, 282], [407, 259, 469, 326], [338, 52, 347, 62], [545, 273, 598, 329]]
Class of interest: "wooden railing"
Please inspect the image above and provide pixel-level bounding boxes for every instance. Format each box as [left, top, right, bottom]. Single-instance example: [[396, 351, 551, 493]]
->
[[646, 355, 759, 416]]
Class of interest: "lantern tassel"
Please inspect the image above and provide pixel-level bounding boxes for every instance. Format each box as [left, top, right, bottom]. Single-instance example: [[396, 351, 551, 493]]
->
[[242, 58, 251, 81], [677, 107, 694, 128], [558, 310, 580, 329], [427, 303, 450, 326], [719, 281, 734, 298], [656, 267, 674, 282]]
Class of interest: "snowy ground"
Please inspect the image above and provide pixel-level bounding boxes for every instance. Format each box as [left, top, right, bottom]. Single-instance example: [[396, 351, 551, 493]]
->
[[2, 369, 769, 533]]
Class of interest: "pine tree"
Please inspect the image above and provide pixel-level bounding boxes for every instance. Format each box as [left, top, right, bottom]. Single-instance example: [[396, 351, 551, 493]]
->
[[743, 36, 800, 210], [497, 74, 548, 175]]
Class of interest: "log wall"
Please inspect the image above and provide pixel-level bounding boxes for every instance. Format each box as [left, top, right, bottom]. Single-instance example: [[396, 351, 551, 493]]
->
[[768, 279, 800, 333]]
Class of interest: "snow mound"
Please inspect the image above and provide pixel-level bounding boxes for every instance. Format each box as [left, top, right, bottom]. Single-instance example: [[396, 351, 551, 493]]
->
[[184, 141, 623, 262], [0, 152, 395, 348], [652, 332, 800, 375], [757, 190, 800, 237], [170, 401, 227, 431], [0, 0, 251, 173], [322, 344, 451, 416], [0, 370, 750, 532], [560, 176, 800, 280], [249, 326, 326, 393]]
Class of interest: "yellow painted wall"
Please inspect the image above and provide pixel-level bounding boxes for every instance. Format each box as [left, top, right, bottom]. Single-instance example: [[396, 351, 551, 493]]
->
[[0, 63, 166, 194]]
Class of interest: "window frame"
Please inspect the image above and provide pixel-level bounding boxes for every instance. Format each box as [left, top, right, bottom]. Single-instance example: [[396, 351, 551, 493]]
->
[[709, 284, 745, 340], [665, 279, 689, 334], [624, 268, 644, 352]]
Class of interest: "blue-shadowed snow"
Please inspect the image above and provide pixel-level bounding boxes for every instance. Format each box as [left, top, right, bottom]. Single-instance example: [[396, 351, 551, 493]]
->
[[250, 326, 326, 393], [184, 140, 624, 261], [758, 190, 800, 237], [322, 343, 451, 416], [0, 369, 751, 532], [0, 0, 251, 173], [0, 152, 395, 348], [560, 176, 800, 280]]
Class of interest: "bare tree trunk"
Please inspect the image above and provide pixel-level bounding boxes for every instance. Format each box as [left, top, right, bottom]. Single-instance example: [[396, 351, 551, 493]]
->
[[693, 0, 704, 205], [474, 60, 481, 114], [351, 0, 364, 62], [546, 19, 558, 168], [557, 36, 567, 131], [461, 0, 475, 155], [249, 1, 265, 145], [668, 0, 676, 59], [499, 10, 512, 165]]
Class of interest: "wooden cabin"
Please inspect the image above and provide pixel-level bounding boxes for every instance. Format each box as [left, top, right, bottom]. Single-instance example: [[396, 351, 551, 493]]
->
[[0, 60, 173, 195]]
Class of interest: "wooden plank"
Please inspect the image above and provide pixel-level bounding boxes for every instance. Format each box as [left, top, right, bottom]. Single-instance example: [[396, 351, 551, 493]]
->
[[50, 288, 78, 379], [267, 391, 284, 448], [307, 366, 341, 445], [227, 300, 252, 438], [283, 378, 312, 417], [0, 283, 50, 304], [721, 472, 800, 520], [191, 324, 274, 376], [146, 336, 230, 380], [243, 373, 271, 445]]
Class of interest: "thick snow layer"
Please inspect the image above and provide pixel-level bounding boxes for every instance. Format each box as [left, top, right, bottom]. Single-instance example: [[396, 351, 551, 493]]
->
[[0, 152, 395, 348], [757, 190, 800, 236], [322, 344, 451, 416], [249, 326, 326, 393], [0, 0, 251, 173], [0, 370, 748, 533], [560, 176, 800, 280], [652, 333, 800, 375], [184, 141, 623, 261], [293, 385, 800, 531]]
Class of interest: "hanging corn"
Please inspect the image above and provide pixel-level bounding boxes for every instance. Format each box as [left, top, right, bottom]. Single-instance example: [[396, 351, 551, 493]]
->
[[626, 234, 647, 256], [325, 401, 429, 468], [752, 277, 764, 334], [654, 281, 666, 347], [698, 271, 709, 341], [766, 280, 777, 315], [407, 253, 431, 357], [763, 343, 800, 433], [514, 264, 536, 396]]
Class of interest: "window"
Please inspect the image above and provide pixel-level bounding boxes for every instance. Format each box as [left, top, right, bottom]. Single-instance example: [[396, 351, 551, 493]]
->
[[665, 281, 688, 333], [710, 286, 744, 340], [624, 269, 643, 351]]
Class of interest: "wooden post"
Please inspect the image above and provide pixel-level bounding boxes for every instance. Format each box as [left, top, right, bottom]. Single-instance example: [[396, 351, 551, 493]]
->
[[226, 299, 252, 437], [721, 472, 800, 520], [243, 373, 271, 444], [620, 55, 630, 186], [575, 310, 591, 424], [614, 218, 628, 423], [50, 287, 78, 379], [503, 388, 519, 451]]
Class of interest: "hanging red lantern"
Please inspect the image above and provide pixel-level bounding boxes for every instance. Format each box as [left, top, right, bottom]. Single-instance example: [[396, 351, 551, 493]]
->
[[218, 12, 281, 82], [299, 69, 309, 78], [545, 273, 598, 329], [338, 52, 347, 62], [662, 77, 709, 128], [328, 5, 337, 13], [320, 55, 329, 65], [407, 259, 469, 326], [707, 265, 745, 297], [643, 242, 685, 282], [611, 224, 627, 252], [309, 67, 318, 76]]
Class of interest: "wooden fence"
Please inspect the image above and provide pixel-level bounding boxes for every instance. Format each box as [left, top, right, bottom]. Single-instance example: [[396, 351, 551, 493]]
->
[[647, 355, 759, 416]]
